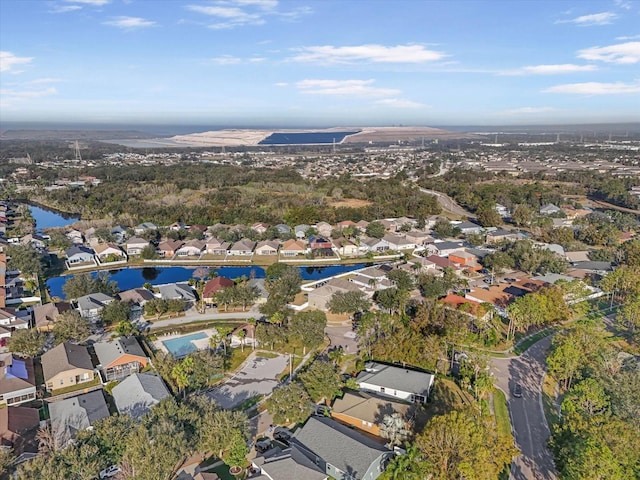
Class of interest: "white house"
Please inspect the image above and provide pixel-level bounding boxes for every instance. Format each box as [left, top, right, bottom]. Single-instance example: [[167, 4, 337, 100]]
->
[[76, 293, 114, 319], [124, 237, 150, 256], [175, 240, 205, 257], [356, 362, 435, 404]]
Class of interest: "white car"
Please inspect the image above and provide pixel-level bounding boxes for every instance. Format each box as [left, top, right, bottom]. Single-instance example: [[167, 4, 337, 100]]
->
[[99, 465, 121, 478]]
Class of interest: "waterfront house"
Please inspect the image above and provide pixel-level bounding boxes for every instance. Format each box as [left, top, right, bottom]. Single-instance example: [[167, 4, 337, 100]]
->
[[205, 238, 231, 256], [202, 277, 234, 305], [280, 239, 307, 257], [157, 239, 183, 257], [176, 239, 205, 257], [33, 301, 73, 331], [94, 336, 148, 382], [94, 243, 126, 261], [65, 245, 95, 265], [228, 239, 256, 256], [42, 342, 95, 392], [76, 293, 114, 319], [255, 240, 280, 256], [124, 237, 150, 256], [158, 283, 196, 302], [308, 235, 332, 250]]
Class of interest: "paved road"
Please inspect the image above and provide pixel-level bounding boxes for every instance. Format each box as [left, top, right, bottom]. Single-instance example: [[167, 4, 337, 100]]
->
[[149, 306, 259, 330], [491, 336, 558, 480], [418, 187, 473, 218]]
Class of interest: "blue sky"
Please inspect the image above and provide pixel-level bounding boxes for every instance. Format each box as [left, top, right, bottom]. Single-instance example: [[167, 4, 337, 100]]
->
[[1, 0, 639, 126]]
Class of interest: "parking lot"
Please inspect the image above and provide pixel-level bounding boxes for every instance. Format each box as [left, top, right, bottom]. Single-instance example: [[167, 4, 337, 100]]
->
[[207, 352, 289, 409]]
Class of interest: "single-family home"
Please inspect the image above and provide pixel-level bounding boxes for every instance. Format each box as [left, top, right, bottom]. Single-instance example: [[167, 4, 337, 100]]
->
[[202, 277, 234, 305], [65, 245, 95, 265], [228, 239, 256, 256], [117, 288, 155, 307], [331, 390, 413, 438], [274, 224, 292, 236], [20, 233, 47, 250], [406, 257, 437, 274], [42, 342, 95, 392], [76, 293, 114, 319], [65, 229, 84, 245], [382, 234, 415, 251], [0, 308, 29, 339], [362, 237, 391, 253], [176, 239, 205, 257], [157, 239, 183, 257], [124, 237, 150, 256], [495, 204, 510, 218], [404, 230, 434, 246], [32, 301, 73, 331], [308, 279, 361, 311], [355, 220, 370, 232], [431, 241, 464, 257], [332, 237, 360, 257], [94, 242, 126, 262], [0, 405, 40, 460], [157, 283, 195, 302], [356, 362, 435, 403], [93, 336, 149, 382], [205, 238, 231, 256], [112, 372, 171, 419], [486, 229, 523, 244], [0, 355, 37, 406], [49, 390, 110, 444], [456, 221, 483, 235], [315, 222, 333, 238], [255, 240, 280, 256], [169, 221, 187, 231], [294, 224, 311, 239], [280, 239, 307, 257], [110, 225, 128, 243], [539, 203, 562, 215], [308, 235, 332, 250], [134, 222, 158, 235], [251, 222, 270, 235], [449, 250, 481, 271]]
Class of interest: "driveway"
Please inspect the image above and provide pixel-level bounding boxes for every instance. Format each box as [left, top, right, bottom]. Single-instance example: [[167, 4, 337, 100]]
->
[[325, 324, 358, 354], [206, 352, 288, 409], [491, 336, 558, 480]]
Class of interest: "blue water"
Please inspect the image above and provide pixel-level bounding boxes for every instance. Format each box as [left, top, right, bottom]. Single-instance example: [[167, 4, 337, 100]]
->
[[46, 264, 368, 299], [29, 204, 80, 231], [162, 332, 207, 357], [259, 131, 359, 145]]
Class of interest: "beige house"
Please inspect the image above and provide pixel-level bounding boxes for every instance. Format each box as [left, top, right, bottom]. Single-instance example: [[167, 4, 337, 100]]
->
[[42, 342, 95, 392]]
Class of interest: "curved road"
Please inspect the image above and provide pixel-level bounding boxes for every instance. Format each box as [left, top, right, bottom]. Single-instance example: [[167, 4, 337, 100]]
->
[[491, 337, 558, 480], [418, 187, 474, 218]]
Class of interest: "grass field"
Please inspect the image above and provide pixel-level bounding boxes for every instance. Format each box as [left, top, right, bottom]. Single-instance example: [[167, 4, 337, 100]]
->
[[493, 389, 512, 438]]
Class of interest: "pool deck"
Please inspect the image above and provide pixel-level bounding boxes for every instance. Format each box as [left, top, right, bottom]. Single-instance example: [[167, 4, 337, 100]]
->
[[153, 328, 218, 357]]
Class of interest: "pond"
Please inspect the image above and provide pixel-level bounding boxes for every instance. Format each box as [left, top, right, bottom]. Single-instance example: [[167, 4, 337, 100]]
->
[[29, 204, 80, 231], [45, 264, 370, 299]]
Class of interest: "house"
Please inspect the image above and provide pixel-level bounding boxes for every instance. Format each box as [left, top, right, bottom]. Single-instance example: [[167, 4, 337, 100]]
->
[[565, 251, 591, 263], [42, 342, 95, 392], [65, 229, 84, 245], [449, 250, 481, 271], [307, 279, 361, 311], [455, 221, 483, 235], [248, 278, 268, 304], [169, 221, 187, 231], [49, 390, 110, 444], [110, 225, 128, 243], [251, 222, 270, 235], [332, 237, 360, 257], [331, 390, 413, 438], [94, 243, 126, 261], [315, 222, 333, 237], [32, 301, 73, 331], [0, 405, 40, 460], [157, 239, 184, 257], [362, 237, 391, 252], [377, 219, 396, 232], [94, 336, 149, 382], [355, 220, 370, 232], [76, 293, 114, 319], [0, 355, 37, 406], [280, 239, 307, 257], [117, 288, 155, 307], [134, 222, 158, 235], [308, 235, 332, 250], [0, 308, 29, 338], [289, 416, 393, 480], [495, 204, 510, 218], [431, 241, 464, 257], [176, 240, 205, 257], [158, 283, 195, 302], [255, 240, 280, 256], [406, 257, 437, 274], [294, 224, 311, 239], [274, 224, 292, 236], [486, 229, 523, 244], [356, 362, 435, 403], [65, 245, 95, 265], [228, 239, 256, 256], [440, 294, 489, 321], [202, 277, 234, 304], [124, 237, 150, 256], [404, 230, 434, 246], [205, 238, 231, 256], [112, 372, 171, 419], [229, 323, 258, 349], [539, 203, 561, 215], [20, 233, 46, 249], [382, 233, 415, 251]]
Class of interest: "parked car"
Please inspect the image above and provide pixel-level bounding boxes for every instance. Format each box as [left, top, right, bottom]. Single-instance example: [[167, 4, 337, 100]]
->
[[255, 439, 272, 453], [100, 465, 120, 478], [273, 426, 291, 444], [513, 383, 522, 398]]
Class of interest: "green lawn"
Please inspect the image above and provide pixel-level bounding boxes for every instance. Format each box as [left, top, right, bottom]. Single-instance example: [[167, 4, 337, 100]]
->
[[493, 389, 512, 439], [49, 376, 102, 397], [513, 328, 557, 355]]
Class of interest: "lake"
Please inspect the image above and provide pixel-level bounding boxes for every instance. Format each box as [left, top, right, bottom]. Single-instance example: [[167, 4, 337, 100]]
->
[[46, 264, 369, 299], [29, 204, 80, 231]]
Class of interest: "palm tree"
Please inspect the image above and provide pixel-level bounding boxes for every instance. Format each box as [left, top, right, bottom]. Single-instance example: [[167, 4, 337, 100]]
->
[[237, 329, 246, 352]]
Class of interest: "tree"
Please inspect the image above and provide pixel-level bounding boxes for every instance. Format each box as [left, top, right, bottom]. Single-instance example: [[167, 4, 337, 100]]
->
[[115, 320, 139, 337], [140, 244, 158, 259], [0, 447, 14, 475], [547, 332, 584, 390], [326, 290, 371, 315], [8, 328, 46, 357], [375, 287, 405, 315], [432, 218, 460, 238], [289, 310, 327, 351], [121, 423, 186, 480], [265, 383, 313, 425], [171, 357, 194, 397], [379, 412, 411, 447], [366, 221, 386, 239], [387, 269, 415, 292], [511, 204, 533, 227], [62, 272, 118, 300], [482, 251, 515, 274], [53, 310, 91, 344], [197, 405, 248, 460], [476, 204, 501, 227], [100, 300, 132, 326], [188, 350, 224, 388], [298, 360, 342, 403], [617, 239, 640, 267], [6, 244, 47, 277]]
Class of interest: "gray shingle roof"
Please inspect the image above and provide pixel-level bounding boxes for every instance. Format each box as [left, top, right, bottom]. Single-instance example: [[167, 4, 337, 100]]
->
[[93, 336, 146, 368], [49, 390, 110, 440], [42, 342, 94, 382], [293, 416, 390, 479], [356, 362, 434, 398], [158, 283, 195, 301], [76, 293, 113, 311], [257, 447, 326, 480], [112, 373, 171, 419]]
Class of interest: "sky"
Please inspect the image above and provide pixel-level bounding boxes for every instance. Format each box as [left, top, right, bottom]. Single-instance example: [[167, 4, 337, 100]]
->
[[0, 0, 639, 127]]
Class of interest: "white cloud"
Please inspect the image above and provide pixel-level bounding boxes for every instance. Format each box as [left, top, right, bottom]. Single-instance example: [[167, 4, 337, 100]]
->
[[502, 64, 597, 75], [375, 98, 427, 109], [0, 86, 58, 108], [27, 77, 64, 85], [616, 35, 640, 41], [274, 82, 288, 87], [0, 51, 33, 73], [235, 0, 278, 9], [543, 81, 640, 94], [50, 5, 82, 13], [103, 16, 157, 29], [249, 57, 266, 62], [64, 0, 110, 5], [560, 11, 618, 26], [186, 1, 310, 29], [502, 106, 557, 114], [211, 55, 243, 65], [291, 44, 446, 64], [614, 0, 632, 10], [296, 79, 401, 97], [577, 41, 640, 64]]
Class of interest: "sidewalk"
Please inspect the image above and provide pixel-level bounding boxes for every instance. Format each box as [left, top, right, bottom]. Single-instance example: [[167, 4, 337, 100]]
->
[[149, 306, 260, 330]]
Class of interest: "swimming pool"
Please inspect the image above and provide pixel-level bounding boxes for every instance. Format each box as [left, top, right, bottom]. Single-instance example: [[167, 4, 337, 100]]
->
[[162, 332, 207, 357]]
